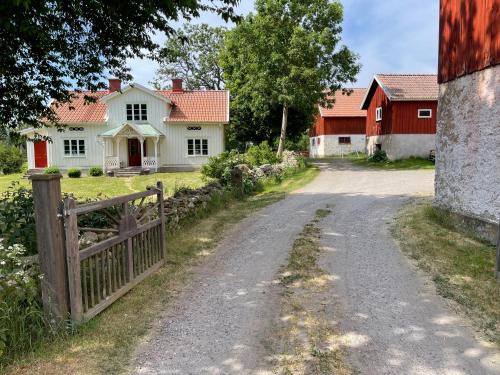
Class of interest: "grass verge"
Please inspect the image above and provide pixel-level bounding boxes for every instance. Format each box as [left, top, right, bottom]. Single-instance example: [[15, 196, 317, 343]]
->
[[392, 198, 499, 344], [270, 207, 351, 375], [2, 166, 319, 375], [313, 153, 435, 170]]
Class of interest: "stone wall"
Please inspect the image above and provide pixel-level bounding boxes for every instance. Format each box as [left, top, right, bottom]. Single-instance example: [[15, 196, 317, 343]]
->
[[366, 134, 436, 160], [435, 65, 500, 234]]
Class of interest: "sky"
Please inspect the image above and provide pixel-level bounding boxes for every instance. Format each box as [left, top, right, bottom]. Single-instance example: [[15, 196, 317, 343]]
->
[[128, 0, 439, 89]]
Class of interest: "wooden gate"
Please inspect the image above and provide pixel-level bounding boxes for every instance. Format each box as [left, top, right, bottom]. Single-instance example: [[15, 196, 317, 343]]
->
[[63, 182, 165, 322]]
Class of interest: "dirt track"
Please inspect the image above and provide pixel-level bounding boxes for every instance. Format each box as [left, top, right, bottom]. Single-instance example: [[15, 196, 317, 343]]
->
[[133, 161, 499, 374]]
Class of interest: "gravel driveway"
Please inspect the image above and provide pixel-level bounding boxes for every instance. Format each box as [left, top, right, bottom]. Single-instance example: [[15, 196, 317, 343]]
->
[[133, 160, 499, 374]]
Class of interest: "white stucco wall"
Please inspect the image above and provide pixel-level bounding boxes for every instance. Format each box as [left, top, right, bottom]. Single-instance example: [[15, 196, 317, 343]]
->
[[366, 134, 435, 160], [434, 65, 500, 223], [309, 134, 366, 157]]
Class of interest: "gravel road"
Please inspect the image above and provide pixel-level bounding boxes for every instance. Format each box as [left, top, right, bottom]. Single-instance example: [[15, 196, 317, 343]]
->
[[133, 161, 499, 375]]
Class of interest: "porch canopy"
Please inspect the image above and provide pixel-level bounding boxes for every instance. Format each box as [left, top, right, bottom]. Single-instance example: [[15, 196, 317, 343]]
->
[[99, 122, 163, 171]]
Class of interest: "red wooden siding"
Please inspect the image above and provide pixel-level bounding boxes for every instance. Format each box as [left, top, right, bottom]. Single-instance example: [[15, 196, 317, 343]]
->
[[366, 85, 392, 136], [438, 0, 500, 83], [391, 101, 438, 134], [366, 84, 437, 136], [311, 116, 365, 136]]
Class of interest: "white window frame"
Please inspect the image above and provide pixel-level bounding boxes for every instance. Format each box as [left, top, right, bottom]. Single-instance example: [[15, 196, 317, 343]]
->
[[375, 107, 382, 122], [338, 136, 352, 145], [417, 109, 432, 119], [126, 103, 148, 122], [187, 138, 209, 157], [63, 139, 86, 158]]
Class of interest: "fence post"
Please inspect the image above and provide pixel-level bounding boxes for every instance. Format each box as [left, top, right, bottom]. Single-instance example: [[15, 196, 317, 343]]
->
[[495, 218, 500, 280], [64, 197, 83, 322], [124, 202, 134, 282], [157, 181, 166, 259], [29, 174, 69, 321]]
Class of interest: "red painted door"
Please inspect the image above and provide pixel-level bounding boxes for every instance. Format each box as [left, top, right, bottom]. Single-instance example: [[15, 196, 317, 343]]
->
[[128, 139, 141, 167], [34, 141, 48, 168]]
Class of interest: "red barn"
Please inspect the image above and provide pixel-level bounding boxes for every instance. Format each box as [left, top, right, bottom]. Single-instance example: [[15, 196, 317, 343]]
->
[[360, 74, 438, 160], [309, 88, 367, 157], [435, 0, 499, 242]]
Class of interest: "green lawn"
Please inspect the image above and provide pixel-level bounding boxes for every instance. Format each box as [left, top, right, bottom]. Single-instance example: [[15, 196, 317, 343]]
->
[[312, 153, 435, 170], [0, 172, 207, 200]]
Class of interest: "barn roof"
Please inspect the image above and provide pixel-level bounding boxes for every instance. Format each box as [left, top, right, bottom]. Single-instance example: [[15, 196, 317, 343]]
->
[[361, 74, 438, 109], [49, 87, 230, 124], [319, 89, 367, 118]]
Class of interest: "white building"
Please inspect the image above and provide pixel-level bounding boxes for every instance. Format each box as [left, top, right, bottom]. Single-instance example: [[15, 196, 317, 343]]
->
[[22, 79, 229, 173]]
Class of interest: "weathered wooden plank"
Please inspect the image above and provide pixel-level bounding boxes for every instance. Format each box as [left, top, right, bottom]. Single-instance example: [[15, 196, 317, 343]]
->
[[96, 253, 101, 302], [82, 259, 89, 312], [89, 256, 95, 308], [157, 181, 166, 260], [70, 189, 160, 215], [83, 262, 163, 321], [495, 219, 499, 280], [64, 198, 84, 321], [79, 219, 161, 260]]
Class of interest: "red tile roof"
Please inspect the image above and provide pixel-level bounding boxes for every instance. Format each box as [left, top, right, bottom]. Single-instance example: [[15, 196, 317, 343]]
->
[[50, 88, 229, 124], [319, 89, 367, 118], [375, 74, 438, 101], [157, 90, 229, 123]]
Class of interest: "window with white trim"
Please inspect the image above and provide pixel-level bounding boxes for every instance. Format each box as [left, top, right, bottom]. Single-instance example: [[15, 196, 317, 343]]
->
[[187, 139, 208, 156], [338, 137, 351, 144], [375, 107, 382, 122], [417, 109, 432, 118], [126, 104, 147, 121], [311, 138, 315, 146], [63, 139, 85, 156]]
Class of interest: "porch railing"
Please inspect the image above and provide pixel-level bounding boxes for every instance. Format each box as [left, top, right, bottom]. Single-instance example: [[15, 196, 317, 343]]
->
[[105, 157, 120, 170], [142, 157, 158, 170]]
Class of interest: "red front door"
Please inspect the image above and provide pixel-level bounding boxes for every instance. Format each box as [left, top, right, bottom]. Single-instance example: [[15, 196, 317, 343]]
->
[[128, 139, 142, 167], [34, 141, 48, 168]]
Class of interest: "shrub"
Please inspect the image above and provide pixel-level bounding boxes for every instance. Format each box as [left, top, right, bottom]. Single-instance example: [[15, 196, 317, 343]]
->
[[44, 166, 60, 175], [0, 242, 49, 364], [0, 143, 24, 174], [368, 149, 388, 163], [0, 183, 37, 255], [201, 150, 246, 185], [67, 168, 81, 178], [88, 166, 103, 177], [245, 141, 280, 167], [20, 162, 28, 174]]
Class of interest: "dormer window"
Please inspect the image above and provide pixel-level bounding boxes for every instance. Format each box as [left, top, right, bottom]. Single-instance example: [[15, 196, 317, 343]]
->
[[126, 104, 147, 121]]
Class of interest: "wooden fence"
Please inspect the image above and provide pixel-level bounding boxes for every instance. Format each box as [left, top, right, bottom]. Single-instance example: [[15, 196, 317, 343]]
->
[[30, 174, 165, 323]]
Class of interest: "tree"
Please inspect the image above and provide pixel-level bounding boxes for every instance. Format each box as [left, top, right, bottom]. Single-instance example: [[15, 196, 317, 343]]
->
[[221, 0, 360, 156], [153, 24, 226, 90], [0, 0, 239, 132]]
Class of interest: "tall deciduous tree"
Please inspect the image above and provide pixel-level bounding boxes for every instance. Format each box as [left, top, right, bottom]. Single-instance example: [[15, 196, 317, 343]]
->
[[153, 24, 226, 90], [0, 0, 239, 131], [221, 0, 360, 156]]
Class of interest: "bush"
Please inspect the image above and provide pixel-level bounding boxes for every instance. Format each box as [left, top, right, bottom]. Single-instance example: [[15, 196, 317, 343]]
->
[[67, 168, 81, 178], [0, 183, 37, 255], [245, 141, 280, 167], [0, 242, 49, 363], [88, 166, 103, 177], [20, 162, 28, 174], [368, 149, 388, 163], [0, 143, 24, 174], [44, 166, 60, 175], [201, 150, 246, 185]]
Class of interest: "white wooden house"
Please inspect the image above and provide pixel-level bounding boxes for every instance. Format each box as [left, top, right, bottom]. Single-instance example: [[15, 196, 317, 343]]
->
[[22, 79, 229, 173]]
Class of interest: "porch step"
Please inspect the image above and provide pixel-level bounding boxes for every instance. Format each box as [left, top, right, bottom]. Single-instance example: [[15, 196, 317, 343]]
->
[[114, 168, 143, 177], [23, 169, 44, 179]]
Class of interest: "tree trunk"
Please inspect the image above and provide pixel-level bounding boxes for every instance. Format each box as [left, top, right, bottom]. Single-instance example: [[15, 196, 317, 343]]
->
[[277, 104, 288, 157]]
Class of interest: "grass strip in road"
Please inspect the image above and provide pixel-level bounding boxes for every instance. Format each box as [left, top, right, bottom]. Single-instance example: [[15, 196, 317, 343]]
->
[[393, 199, 499, 344], [2, 166, 319, 375], [270, 207, 351, 375], [312, 154, 435, 170]]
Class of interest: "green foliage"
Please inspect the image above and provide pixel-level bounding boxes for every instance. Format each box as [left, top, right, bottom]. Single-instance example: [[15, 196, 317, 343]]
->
[[0, 1, 239, 131], [0, 242, 50, 365], [20, 162, 28, 174], [273, 133, 310, 151], [0, 143, 24, 174], [153, 23, 226, 90], [44, 166, 60, 175], [201, 150, 246, 185], [221, 0, 360, 151], [245, 141, 280, 167], [88, 166, 103, 177], [0, 183, 37, 255], [368, 149, 388, 163], [67, 168, 81, 178]]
